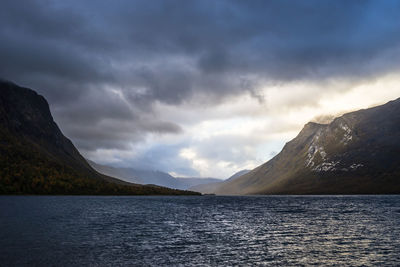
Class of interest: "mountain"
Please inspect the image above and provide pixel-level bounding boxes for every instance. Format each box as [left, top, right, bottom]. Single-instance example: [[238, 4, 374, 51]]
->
[[175, 177, 223, 189], [214, 99, 400, 195], [89, 160, 222, 190], [0, 80, 199, 195], [189, 169, 250, 193], [225, 169, 251, 181], [189, 181, 222, 194], [88, 160, 181, 188]]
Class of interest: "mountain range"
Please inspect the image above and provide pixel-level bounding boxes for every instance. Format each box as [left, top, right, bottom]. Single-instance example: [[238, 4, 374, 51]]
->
[[2, 79, 399, 195], [88, 160, 223, 190], [194, 98, 400, 195], [0, 80, 199, 195]]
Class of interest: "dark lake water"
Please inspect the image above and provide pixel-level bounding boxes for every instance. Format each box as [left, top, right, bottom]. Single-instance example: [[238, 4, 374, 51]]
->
[[1, 195, 400, 266]]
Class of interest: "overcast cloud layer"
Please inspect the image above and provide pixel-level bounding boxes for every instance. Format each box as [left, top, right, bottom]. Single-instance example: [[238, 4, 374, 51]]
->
[[1, 0, 400, 177]]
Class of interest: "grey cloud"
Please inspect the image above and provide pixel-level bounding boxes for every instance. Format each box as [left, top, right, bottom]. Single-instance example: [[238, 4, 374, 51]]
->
[[53, 88, 182, 151], [117, 143, 200, 177], [1, 0, 400, 154], [191, 135, 262, 164]]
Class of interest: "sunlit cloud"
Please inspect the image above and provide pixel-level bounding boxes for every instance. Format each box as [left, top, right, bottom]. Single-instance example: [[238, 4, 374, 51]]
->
[[1, 0, 400, 177]]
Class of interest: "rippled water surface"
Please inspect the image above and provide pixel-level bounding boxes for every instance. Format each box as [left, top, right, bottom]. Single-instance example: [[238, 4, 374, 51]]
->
[[1, 195, 400, 266]]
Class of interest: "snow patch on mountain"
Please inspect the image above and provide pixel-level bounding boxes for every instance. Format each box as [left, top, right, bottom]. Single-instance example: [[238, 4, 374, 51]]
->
[[339, 122, 353, 145], [305, 130, 327, 168], [313, 161, 340, 172], [312, 162, 364, 172], [349, 163, 363, 170]]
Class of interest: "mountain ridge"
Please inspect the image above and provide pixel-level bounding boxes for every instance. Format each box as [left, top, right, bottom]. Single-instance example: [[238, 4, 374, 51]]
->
[[0, 80, 199, 195], [88, 159, 222, 190], [213, 98, 400, 195]]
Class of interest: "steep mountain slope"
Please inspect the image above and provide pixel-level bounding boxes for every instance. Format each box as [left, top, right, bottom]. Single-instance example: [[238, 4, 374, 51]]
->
[[0, 80, 199, 195], [215, 99, 400, 195], [89, 160, 222, 190]]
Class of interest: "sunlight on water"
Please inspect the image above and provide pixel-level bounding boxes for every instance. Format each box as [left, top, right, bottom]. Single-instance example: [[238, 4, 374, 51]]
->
[[1, 195, 399, 266]]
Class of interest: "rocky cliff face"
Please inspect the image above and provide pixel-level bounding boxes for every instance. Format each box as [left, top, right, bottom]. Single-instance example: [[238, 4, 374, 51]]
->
[[0, 80, 199, 195], [215, 98, 400, 195], [0, 80, 94, 173]]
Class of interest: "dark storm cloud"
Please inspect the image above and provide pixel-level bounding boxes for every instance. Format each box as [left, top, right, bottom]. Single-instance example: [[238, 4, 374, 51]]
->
[[1, 0, 400, 153], [53, 86, 182, 151]]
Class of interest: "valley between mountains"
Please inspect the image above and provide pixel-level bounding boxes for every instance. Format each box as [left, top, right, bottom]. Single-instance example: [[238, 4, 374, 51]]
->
[[1, 80, 399, 195]]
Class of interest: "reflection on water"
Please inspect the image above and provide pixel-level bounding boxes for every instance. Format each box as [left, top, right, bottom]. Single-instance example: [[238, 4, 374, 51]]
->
[[1, 195, 399, 266]]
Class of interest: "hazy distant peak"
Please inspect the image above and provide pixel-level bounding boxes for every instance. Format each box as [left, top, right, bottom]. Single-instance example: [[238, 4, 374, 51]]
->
[[227, 170, 251, 181]]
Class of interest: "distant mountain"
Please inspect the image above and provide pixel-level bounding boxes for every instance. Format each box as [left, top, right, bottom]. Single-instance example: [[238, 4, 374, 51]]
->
[[0, 80, 199, 195], [215, 99, 400, 195], [226, 169, 251, 181], [175, 177, 223, 189], [88, 160, 181, 188], [189, 169, 250, 193], [189, 181, 221, 194], [88, 160, 222, 190]]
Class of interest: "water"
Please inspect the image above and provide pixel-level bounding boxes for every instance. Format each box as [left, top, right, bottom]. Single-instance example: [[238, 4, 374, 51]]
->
[[0, 196, 399, 266]]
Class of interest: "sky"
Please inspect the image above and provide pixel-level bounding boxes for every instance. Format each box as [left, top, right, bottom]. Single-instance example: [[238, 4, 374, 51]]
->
[[1, 0, 400, 178]]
